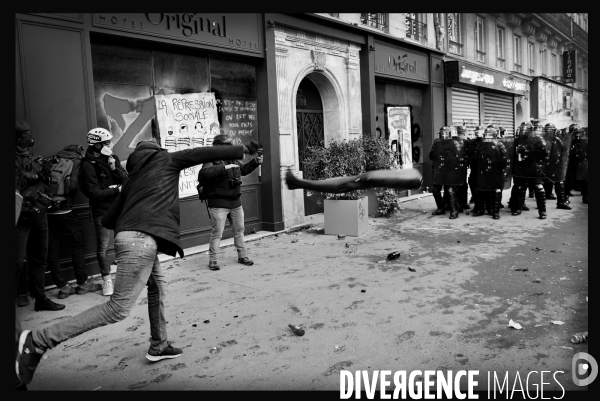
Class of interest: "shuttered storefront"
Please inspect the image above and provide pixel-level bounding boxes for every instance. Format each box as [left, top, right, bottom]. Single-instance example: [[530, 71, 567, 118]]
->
[[482, 91, 515, 135], [451, 86, 480, 132]]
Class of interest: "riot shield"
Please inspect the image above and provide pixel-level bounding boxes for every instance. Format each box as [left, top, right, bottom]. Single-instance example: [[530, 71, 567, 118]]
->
[[431, 138, 467, 185], [572, 131, 588, 180], [500, 134, 515, 189], [546, 131, 573, 183], [477, 138, 507, 190], [513, 128, 550, 179]]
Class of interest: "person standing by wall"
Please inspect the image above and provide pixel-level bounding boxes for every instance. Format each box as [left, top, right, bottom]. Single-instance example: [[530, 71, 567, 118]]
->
[[15, 119, 65, 312], [198, 134, 263, 271], [80, 128, 128, 296]]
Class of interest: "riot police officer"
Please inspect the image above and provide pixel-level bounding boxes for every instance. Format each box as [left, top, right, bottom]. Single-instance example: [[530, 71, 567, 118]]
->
[[510, 122, 551, 219], [429, 126, 466, 219], [544, 123, 573, 210], [454, 125, 471, 213], [565, 124, 588, 204], [467, 126, 484, 215], [507, 122, 532, 213], [471, 127, 507, 219]]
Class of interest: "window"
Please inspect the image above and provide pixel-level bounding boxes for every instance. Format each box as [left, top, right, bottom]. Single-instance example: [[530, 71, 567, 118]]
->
[[405, 13, 427, 44], [559, 52, 563, 79], [475, 16, 485, 62], [551, 53, 557, 78], [513, 35, 521, 72], [540, 48, 546, 76], [527, 42, 535, 76], [360, 13, 387, 31], [496, 26, 505, 69], [447, 13, 462, 55]]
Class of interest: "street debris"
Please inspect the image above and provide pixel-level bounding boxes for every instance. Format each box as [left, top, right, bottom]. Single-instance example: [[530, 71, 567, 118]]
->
[[532, 247, 542, 252], [334, 344, 345, 352], [387, 251, 401, 260], [408, 267, 416, 272], [337, 235, 346, 240], [555, 346, 574, 350], [345, 243, 350, 248], [508, 319, 523, 330], [534, 324, 543, 327], [529, 292, 544, 296], [516, 268, 529, 272], [192, 324, 197, 327], [571, 332, 588, 344], [532, 279, 541, 283], [361, 289, 366, 293], [203, 320, 210, 324], [551, 321, 565, 325], [291, 239, 298, 243], [559, 277, 568, 281], [377, 260, 386, 264], [288, 324, 305, 336]]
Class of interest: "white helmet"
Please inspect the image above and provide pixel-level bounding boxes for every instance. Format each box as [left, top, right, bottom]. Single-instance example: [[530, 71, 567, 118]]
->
[[87, 127, 113, 144]]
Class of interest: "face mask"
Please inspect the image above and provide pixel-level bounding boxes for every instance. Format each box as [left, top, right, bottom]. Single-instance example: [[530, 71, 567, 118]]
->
[[101, 144, 113, 156], [17, 136, 34, 148]]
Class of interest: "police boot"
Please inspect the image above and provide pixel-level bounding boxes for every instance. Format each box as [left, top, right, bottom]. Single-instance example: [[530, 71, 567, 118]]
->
[[581, 180, 588, 204], [432, 188, 445, 215], [544, 181, 556, 200], [511, 186, 525, 216], [492, 190, 502, 220], [472, 192, 485, 216], [447, 187, 459, 219], [534, 184, 547, 219], [555, 182, 572, 210]]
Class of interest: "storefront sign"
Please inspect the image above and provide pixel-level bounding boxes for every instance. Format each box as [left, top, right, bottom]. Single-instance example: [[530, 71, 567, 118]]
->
[[386, 106, 413, 169], [374, 41, 429, 83], [563, 50, 577, 83], [445, 60, 527, 95], [155, 92, 220, 198], [92, 13, 261, 55]]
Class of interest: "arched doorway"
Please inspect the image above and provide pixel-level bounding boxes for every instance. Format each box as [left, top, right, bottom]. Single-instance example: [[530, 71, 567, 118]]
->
[[296, 77, 325, 215]]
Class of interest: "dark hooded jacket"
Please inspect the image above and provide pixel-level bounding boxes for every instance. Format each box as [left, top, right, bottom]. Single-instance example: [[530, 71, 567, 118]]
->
[[101, 141, 244, 258]]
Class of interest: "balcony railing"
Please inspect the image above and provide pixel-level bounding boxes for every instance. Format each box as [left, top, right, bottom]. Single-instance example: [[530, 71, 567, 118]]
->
[[360, 13, 387, 31], [572, 23, 588, 51], [405, 17, 427, 44]]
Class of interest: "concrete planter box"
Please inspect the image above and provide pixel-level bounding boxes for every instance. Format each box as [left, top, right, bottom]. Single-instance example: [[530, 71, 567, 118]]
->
[[324, 196, 369, 237]]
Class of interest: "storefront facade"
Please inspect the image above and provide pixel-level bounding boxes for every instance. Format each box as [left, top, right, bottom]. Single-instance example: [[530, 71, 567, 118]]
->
[[530, 76, 588, 129], [16, 13, 272, 282], [444, 60, 529, 133]]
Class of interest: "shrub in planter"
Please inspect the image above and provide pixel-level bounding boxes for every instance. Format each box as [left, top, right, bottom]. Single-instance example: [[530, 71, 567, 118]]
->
[[302, 138, 366, 203], [360, 135, 403, 217]]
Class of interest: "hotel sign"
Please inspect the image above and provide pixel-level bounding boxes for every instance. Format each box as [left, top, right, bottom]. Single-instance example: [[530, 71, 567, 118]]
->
[[445, 60, 527, 95], [374, 41, 429, 83], [92, 13, 262, 55]]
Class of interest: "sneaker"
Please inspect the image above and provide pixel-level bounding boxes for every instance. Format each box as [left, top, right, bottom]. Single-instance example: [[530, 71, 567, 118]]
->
[[16, 330, 45, 385], [102, 280, 114, 296], [76, 279, 103, 295], [57, 283, 76, 299], [238, 257, 254, 266], [145, 344, 183, 362], [16, 295, 30, 307], [34, 297, 65, 312]]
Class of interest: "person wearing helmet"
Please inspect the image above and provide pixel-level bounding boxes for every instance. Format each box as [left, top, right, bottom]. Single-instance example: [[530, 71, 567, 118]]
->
[[542, 123, 557, 201], [471, 127, 507, 219], [15, 119, 65, 312], [198, 134, 263, 271], [565, 123, 587, 204], [454, 125, 471, 213], [80, 127, 128, 296], [507, 121, 532, 213], [16, 136, 262, 387]]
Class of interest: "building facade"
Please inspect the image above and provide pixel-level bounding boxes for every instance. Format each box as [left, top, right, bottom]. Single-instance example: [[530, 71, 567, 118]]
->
[[15, 13, 587, 283]]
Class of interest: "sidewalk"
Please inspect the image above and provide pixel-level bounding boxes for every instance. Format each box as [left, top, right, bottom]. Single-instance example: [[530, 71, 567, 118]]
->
[[20, 190, 587, 391]]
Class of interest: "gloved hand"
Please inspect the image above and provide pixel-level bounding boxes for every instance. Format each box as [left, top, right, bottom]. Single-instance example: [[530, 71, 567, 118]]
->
[[246, 140, 262, 155]]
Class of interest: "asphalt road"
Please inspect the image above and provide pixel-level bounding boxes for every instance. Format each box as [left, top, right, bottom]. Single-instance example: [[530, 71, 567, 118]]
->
[[19, 190, 589, 393]]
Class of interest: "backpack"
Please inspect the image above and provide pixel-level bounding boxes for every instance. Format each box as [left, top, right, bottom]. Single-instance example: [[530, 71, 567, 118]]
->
[[49, 145, 85, 211]]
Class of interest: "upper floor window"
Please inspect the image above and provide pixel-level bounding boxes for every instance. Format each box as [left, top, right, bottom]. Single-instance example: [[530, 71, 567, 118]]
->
[[527, 41, 535, 76], [475, 16, 485, 62], [496, 25, 506, 69], [551, 53, 557, 78], [513, 35, 522, 72], [539, 48, 546, 76], [447, 13, 463, 55], [405, 13, 427, 44], [360, 13, 387, 31]]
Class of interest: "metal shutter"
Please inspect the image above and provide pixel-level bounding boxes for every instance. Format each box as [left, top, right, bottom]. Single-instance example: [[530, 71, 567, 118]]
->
[[482, 92, 515, 135], [451, 87, 480, 132]]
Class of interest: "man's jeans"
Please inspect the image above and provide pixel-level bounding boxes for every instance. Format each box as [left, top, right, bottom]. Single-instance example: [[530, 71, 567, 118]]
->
[[48, 211, 88, 287], [93, 215, 112, 278], [208, 206, 246, 263], [15, 213, 48, 299], [32, 231, 168, 354]]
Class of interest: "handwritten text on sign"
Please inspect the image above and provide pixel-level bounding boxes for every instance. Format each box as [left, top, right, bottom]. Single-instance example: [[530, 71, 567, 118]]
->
[[218, 99, 258, 145], [155, 92, 220, 198], [386, 106, 412, 169]]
